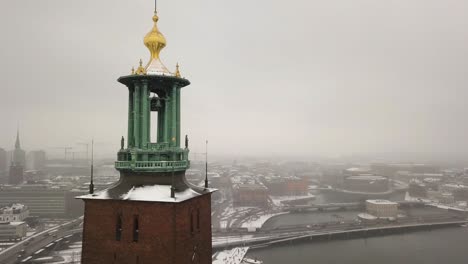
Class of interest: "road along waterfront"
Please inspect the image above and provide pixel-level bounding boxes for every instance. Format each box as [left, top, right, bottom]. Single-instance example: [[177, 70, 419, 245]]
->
[[247, 226, 468, 264]]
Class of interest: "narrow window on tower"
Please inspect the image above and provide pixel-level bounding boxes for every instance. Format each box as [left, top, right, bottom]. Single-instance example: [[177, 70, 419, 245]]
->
[[116, 214, 122, 241], [190, 211, 194, 234], [133, 215, 139, 242], [196, 209, 200, 231]]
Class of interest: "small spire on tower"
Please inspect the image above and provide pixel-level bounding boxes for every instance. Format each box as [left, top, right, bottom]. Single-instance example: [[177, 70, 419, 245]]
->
[[89, 139, 95, 195], [131, 66, 135, 75], [135, 59, 147, 75], [171, 165, 175, 198], [205, 140, 209, 189], [175, 63, 181, 78]]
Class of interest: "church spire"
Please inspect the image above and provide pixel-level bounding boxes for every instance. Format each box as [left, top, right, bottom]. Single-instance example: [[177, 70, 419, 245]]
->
[[15, 128, 21, 149]]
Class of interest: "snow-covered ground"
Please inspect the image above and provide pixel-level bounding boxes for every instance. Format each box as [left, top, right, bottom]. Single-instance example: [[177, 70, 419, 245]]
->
[[218, 204, 257, 229], [404, 191, 433, 203], [428, 203, 468, 212], [405, 192, 468, 212], [270, 193, 316, 207], [212, 247, 249, 264], [42, 241, 82, 264], [212, 235, 254, 247], [0, 242, 15, 252], [240, 212, 288, 229]]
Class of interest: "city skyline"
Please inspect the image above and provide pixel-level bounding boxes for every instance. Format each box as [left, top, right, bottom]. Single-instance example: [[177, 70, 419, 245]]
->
[[1, 0, 468, 158]]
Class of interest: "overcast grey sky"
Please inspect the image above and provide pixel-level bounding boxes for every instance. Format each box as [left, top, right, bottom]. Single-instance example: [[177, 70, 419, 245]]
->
[[0, 0, 467, 159]]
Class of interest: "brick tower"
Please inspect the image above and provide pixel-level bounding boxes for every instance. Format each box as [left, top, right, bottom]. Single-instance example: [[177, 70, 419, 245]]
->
[[79, 5, 214, 264]]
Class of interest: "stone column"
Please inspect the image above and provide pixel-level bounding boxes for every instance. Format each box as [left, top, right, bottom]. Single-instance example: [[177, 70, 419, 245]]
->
[[171, 85, 177, 147], [127, 88, 134, 148], [163, 94, 170, 143], [141, 80, 149, 148], [176, 87, 181, 148], [133, 82, 141, 148], [157, 104, 164, 143]]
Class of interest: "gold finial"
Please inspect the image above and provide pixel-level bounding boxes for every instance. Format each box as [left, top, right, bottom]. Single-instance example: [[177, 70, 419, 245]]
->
[[135, 59, 147, 75], [131, 66, 135, 75], [143, 11, 171, 75], [175, 63, 181, 78]]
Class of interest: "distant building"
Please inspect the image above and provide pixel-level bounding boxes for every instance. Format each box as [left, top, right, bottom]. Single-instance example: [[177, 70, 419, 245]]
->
[[24, 170, 47, 183], [409, 180, 427, 198], [371, 163, 440, 178], [366, 200, 398, 218], [0, 204, 29, 223], [343, 175, 389, 193], [8, 165, 24, 185], [0, 148, 6, 174], [0, 222, 27, 241], [344, 167, 372, 176], [265, 176, 309, 196], [0, 148, 7, 184], [0, 185, 86, 218], [9, 130, 25, 185], [436, 193, 455, 204], [233, 183, 269, 208], [440, 184, 468, 194], [27, 150, 46, 171], [453, 188, 468, 202], [422, 178, 441, 191]]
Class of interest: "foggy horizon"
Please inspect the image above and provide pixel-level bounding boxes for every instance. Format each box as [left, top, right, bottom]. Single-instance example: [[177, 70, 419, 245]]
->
[[1, 0, 468, 159]]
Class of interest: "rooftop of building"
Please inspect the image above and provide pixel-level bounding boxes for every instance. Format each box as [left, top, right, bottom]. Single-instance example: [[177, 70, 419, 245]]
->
[[366, 199, 398, 205], [79, 184, 215, 203], [346, 175, 387, 181], [442, 183, 468, 189], [1, 203, 27, 211], [358, 213, 378, 220], [234, 183, 268, 190]]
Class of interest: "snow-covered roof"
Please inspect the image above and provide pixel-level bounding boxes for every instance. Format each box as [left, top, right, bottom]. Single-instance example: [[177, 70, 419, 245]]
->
[[347, 175, 387, 181], [358, 213, 378, 220], [79, 184, 215, 203], [366, 199, 398, 205], [8, 221, 26, 226]]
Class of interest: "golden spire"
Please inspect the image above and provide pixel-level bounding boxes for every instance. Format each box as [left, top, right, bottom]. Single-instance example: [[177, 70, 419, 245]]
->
[[175, 63, 181, 78], [143, 11, 171, 75], [135, 59, 147, 75]]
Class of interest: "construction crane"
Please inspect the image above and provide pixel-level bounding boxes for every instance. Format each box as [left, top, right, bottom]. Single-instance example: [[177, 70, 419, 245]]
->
[[51, 147, 73, 160], [191, 152, 207, 162], [77, 142, 90, 164]]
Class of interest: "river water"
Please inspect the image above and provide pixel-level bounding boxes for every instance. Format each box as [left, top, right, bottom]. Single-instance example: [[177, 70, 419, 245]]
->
[[247, 227, 468, 264], [251, 190, 468, 264]]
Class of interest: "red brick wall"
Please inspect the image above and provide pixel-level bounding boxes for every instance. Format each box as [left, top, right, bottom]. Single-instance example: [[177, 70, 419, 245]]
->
[[81, 194, 212, 264]]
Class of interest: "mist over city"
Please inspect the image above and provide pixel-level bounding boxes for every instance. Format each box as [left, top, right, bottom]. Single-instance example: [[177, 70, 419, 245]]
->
[[0, 1, 468, 264]]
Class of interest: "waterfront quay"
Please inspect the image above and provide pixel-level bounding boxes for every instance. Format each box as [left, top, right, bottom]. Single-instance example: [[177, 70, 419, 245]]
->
[[212, 203, 468, 250], [213, 218, 467, 250]]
